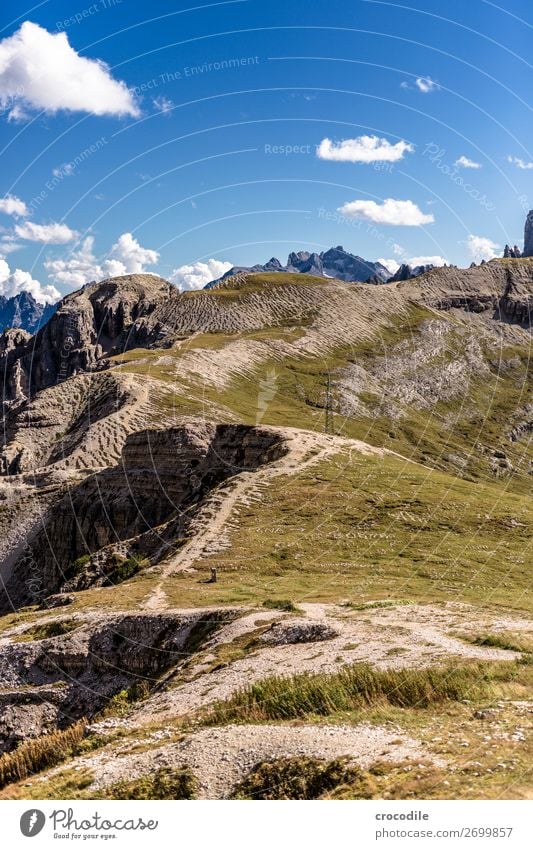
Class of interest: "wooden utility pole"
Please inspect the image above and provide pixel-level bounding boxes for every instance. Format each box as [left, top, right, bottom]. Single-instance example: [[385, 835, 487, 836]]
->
[[325, 372, 334, 434]]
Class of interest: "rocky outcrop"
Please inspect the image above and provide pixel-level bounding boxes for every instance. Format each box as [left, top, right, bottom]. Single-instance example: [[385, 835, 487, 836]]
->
[[388, 263, 436, 282], [0, 274, 172, 404], [401, 259, 533, 326], [524, 210, 533, 257], [503, 244, 522, 259], [0, 610, 234, 750]]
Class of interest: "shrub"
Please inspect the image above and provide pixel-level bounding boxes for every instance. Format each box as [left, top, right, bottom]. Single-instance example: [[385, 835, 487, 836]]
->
[[97, 768, 197, 800], [262, 599, 299, 613], [98, 680, 151, 719], [0, 721, 87, 789], [231, 757, 375, 800], [105, 556, 147, 585], [64, 555, 90, 580]]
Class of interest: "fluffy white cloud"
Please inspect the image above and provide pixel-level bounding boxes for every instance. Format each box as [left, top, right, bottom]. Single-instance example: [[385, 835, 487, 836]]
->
[[0, 22, 139, 121], [338, 198, 434, 226], [170, 259, 233, 290], [466, 234, 499, 262], [415, 76, 439, 93], [45, 233, 160, 288], [0, 258, 59, 304], [317, 135, 414, 163], [507, 155, 533, 170], [455, 156, 481, 169], [378, 255, 446, 274], [105, 232, 159, 275], [15, 221, 78, 244], [408, 255, 447, 267], [377, 259, 400, 274], [0, 194, 28, 216], [44, 236, 101, 287]]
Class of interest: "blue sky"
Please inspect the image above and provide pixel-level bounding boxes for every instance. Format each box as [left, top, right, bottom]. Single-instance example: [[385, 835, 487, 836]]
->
[[0, 0, 532, 299]]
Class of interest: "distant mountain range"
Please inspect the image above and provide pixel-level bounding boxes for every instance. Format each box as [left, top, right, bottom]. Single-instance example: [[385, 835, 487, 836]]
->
[[0, 292, 57, 335]]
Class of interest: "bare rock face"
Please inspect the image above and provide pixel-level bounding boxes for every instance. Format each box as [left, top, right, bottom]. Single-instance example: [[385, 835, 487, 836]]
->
[[0, 274, 172, 404], [524, 210, 533, 257]]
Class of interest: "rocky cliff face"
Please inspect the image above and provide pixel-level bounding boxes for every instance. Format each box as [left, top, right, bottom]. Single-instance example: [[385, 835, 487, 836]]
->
[[0, 274, 172, 404], [0, 610, 234, 750]]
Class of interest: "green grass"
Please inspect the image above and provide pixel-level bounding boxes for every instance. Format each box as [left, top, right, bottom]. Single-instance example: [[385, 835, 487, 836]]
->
[[14, 618, 79, 642], [206, 660, 524, 724], [343, 600, 412, 611], [191, 448, 532, 613], [190, 272, 329, 299], [456, 632, 533, 654]]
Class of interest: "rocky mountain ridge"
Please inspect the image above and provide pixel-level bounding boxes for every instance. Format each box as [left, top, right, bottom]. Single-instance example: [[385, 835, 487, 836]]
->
[[207, 245, 392, 285], [0, 291, 56, 335]]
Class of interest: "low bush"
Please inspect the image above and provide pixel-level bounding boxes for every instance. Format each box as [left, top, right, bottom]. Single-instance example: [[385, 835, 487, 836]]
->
[[231, 756, 375, 800], [97, 767, 197, 800], [262, 599, 299, 613]]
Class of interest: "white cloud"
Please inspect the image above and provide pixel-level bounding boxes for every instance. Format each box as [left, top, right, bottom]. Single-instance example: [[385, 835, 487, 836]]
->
[[466, 234, 499, 262], [317, 135, 414, 163], [0, 258, 59, 304], [0, 21, 139, 121], [408, 255, 447, 267], [52, 162, 75, 178], [0, 194, 28, 217], [378, 255, 446, 274], [337, 198, 434, 226], [415, 76, 439, 93], [170, 259, 233, 290], [45, 232, 160, 287], [507, 155, 533, 170], [378, 259, 400, 274], [152, 96, 174, 115], [15, 221, 78, 244], [105, 232, 159, 275], [44, 236, 102, 288], [0, 240, 22, 254], [455, 155, 481, 169]]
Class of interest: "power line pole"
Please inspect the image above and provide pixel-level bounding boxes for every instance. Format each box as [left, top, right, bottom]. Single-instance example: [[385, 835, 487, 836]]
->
[[325, 372, 334, 434]]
